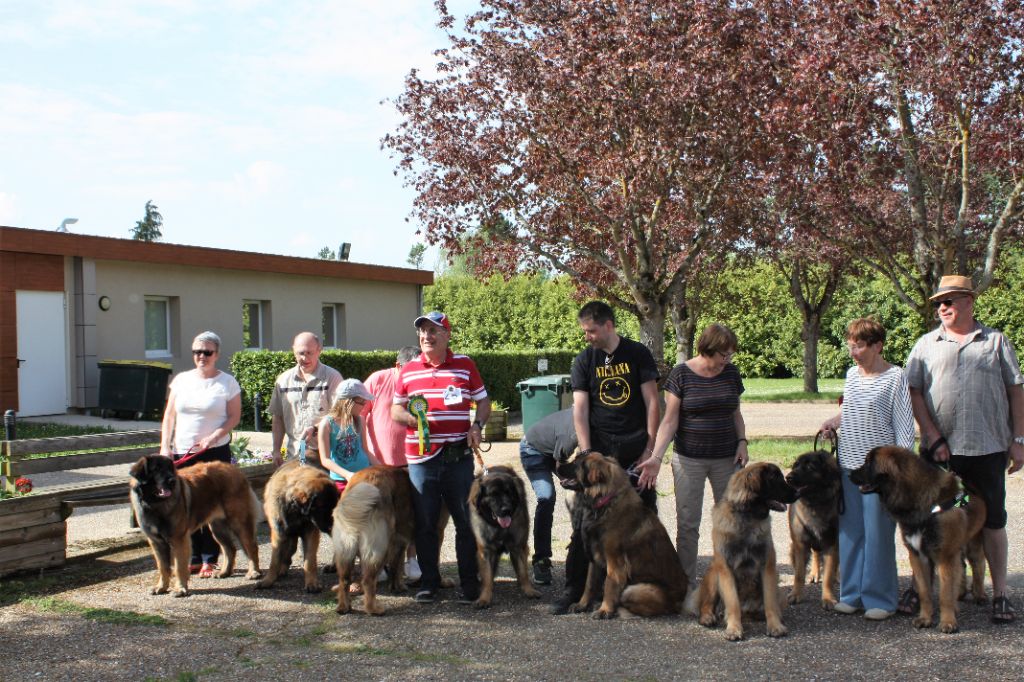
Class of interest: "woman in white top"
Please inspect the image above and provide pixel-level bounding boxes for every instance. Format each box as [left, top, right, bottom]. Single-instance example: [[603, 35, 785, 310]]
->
[[820, 317, 914, 620], [159, 331, 242, 577]]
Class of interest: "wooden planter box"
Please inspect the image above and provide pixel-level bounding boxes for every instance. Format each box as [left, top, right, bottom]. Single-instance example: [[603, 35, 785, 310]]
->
[[483, 410, 508, 442], [0, 493, 67, 577]]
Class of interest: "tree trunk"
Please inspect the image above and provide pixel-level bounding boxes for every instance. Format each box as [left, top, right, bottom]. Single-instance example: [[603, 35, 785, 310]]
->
[[801, 314, 821, 394], [669, 299, 697, 365], [637, 307, 666, 369]]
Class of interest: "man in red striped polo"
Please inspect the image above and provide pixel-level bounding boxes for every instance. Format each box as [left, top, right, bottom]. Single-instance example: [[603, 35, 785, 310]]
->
[[391, 311, 490, 604]]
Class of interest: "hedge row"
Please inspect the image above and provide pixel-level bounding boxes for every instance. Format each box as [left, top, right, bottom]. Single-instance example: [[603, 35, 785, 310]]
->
[[230, 348, 578, 428]]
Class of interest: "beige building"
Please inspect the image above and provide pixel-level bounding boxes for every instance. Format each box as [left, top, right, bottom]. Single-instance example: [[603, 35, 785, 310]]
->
[[1, 226, 432, 416]]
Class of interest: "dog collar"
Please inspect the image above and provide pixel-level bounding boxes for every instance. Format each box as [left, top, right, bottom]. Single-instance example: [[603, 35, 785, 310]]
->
[[931, 491, 969, 514], [594, 492, 618, 509]]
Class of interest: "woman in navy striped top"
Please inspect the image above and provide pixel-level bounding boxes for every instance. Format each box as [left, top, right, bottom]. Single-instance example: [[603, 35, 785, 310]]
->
[[638, 323, 748, 594], [820, 317, 915, 620]]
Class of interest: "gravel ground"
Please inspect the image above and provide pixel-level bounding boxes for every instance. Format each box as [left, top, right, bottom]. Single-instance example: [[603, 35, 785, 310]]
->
[[3, 406, 1021, 681]]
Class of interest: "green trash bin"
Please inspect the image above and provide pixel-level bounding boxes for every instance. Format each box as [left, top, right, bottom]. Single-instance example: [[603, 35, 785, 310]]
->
[[97, 360, 172, 417], [517, 374, 573, 434]]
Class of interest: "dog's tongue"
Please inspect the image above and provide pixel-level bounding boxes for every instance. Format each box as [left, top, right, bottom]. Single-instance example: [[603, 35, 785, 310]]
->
[[768, 500, 787, 512], [497, 515, 512, 529], [156, 487, 172, 498]]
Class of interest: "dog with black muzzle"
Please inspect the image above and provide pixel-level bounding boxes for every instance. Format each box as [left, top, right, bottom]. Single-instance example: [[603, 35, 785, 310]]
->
[[468, 465, 541, 608], [785, 449, 842, 608], [697, 462, 797, 640]]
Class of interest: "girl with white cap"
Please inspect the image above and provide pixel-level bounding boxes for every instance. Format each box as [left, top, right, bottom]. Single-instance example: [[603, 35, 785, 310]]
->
[[316, 378, 379, 492]]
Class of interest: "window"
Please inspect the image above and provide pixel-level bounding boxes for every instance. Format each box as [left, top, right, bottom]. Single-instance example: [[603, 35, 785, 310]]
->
[[242, 300, 264, 349], [322, 303, 346, 348], [144, 296, 171, 358]]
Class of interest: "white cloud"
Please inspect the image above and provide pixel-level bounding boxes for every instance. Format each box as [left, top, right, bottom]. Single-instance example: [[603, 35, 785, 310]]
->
[[0, 192, 19, 225]]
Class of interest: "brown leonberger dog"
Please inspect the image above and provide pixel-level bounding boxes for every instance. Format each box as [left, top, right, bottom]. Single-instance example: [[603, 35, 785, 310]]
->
[[331, 465, 415, 615], [785, 449, 841, 608], [697, 462, 797, 640], [129, 454, 262, 597], [558, 452, 688, 618], [849, 446, 987, 633], [468, 465, 541, 608], [255, 460, 341, 593]]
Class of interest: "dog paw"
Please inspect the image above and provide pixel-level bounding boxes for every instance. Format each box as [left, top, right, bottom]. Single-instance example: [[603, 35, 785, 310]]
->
[[698, 613, 718, 628], [523, 587, 542, 599], [787, 590, 801, 605], [245, 569, 262, 581], [821, 597, 837, 610], [304, 582, 322, 594], [938, 620, 959, 634], [567, 602, 590, 614], [335, 603, 352, 615], [593, 608, 618, 620], [767, 623, 788, 638], [912, 616, 934, 629], [724, 625, 743, 641], [365, 605, 386, 616], [254, 580, 273, 590], [151, 585, 169, 595], [473, 598, 492, 610], [172, 589, 189, 598]]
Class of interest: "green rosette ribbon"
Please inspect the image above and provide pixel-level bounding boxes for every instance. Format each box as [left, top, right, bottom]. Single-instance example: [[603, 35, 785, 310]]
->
[[408, 395, 430, 456]]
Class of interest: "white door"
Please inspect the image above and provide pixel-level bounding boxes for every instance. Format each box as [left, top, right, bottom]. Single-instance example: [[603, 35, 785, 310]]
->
[[16, 290, 69, 416]]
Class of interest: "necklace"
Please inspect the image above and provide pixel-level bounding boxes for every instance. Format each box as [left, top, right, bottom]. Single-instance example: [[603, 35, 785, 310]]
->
[[604, 352, 614, 366]]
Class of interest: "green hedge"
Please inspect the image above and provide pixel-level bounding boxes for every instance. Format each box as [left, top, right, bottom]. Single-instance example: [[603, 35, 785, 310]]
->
[[231, 348, 578, 429]]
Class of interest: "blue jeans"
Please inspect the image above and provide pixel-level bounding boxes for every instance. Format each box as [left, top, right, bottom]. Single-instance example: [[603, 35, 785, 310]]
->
[[519, 438, 556, 562], [839, 469, 899, 611], [408, 452, 479, 596]]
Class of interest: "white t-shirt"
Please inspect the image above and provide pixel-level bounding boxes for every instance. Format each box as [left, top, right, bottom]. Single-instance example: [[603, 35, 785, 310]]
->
[[170, 370, 241, 453]]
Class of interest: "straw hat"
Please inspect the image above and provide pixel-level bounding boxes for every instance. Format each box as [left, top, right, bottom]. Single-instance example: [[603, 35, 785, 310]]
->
[[928, 275, 976, 301]]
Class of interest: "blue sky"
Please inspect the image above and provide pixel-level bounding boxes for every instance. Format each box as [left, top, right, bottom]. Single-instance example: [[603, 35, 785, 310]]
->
[[0, 1, 476, 269]]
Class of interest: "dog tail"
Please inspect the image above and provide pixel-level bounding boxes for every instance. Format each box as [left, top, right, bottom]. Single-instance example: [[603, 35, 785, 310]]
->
[[620, 583, 679, 617], [250, 488, 266, 523], [332, 483, 390, 570]]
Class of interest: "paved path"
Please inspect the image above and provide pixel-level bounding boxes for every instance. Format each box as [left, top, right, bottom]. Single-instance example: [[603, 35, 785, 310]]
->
[[2, 438, 1022, 681]]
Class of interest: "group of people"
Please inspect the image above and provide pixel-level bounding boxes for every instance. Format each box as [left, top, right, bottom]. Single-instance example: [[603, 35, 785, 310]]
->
[[158, 274, 1022, 624]]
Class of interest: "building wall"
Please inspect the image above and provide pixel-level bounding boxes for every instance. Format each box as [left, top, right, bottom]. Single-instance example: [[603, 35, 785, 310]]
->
[[93, 260, 421, 376]]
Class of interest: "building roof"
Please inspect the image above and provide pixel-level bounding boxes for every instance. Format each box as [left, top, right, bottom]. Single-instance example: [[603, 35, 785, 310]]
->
[[0, 226, 433, 286]]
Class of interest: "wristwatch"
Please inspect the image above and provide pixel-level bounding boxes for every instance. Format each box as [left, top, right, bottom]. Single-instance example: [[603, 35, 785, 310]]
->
[[472, 420, 484, 430], [1014, 436, 1024, 447]]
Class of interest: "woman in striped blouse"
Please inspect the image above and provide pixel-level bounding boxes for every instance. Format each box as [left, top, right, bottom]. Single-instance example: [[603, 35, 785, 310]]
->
[[820, 317, 915, 620]]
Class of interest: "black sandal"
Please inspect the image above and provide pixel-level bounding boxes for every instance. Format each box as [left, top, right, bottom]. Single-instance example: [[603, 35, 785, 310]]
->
[[897, 587, 919, 615], [992, 595, 1016, 624]]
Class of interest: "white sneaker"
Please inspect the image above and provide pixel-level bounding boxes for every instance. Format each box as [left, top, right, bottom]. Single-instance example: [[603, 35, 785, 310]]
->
[[405, 557, 422, 582], [833, 602, 859, 614], [864, 608, 895, 621]]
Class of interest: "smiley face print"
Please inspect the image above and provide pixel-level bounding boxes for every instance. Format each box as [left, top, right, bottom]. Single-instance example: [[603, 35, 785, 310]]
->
[[598, 376, 630, 406]]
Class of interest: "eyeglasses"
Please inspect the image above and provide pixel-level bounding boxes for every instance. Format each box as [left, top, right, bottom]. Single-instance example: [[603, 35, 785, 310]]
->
[[717, 350, 736, 360], [931, 297, 965, 309], [353, 398, 367, 406], [192, 349, 215, 357]]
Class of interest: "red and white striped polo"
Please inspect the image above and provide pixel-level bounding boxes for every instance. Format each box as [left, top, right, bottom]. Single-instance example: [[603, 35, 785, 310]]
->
[[393, 349, 487, 463]]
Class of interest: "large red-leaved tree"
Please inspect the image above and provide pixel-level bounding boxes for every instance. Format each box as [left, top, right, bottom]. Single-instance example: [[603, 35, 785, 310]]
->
[[767, 0, 1024, 324], [384, 0, 779, 363]]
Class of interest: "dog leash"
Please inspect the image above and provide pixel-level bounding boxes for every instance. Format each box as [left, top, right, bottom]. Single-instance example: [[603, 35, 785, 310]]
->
[[172, 444, 209, 469], [473, 446, 488, 475], [920, 435, 970, 512], [813, 429, 844, 516]]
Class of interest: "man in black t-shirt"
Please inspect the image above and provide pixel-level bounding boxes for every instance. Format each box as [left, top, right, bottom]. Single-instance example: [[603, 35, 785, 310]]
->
[[552, 301, 660, 614]]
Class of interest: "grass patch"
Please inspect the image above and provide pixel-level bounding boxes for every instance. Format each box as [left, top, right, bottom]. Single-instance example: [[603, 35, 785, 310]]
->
[[742, 378, 843, 403], [12, 422, 118, 440], [325, 643, 470, 665], [26, 596, 169, 627], [748, 438, 820, 469]]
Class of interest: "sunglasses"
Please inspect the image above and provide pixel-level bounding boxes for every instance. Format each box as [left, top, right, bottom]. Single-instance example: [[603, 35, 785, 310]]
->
[[931, 297, 965, 309], [192, 349, 216, 357]]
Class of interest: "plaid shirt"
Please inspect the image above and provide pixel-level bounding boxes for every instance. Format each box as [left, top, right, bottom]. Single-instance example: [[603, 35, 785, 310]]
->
[[906, 323, 1024, 457]]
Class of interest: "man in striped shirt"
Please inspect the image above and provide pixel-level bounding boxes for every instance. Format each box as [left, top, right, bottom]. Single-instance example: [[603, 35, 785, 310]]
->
[[391, 311, 490, 604]]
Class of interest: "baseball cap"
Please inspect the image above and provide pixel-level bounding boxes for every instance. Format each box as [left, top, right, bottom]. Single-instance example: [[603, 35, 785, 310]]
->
[[413, 311, 451, 332], [334, 378, 374, 402]]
